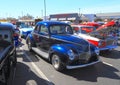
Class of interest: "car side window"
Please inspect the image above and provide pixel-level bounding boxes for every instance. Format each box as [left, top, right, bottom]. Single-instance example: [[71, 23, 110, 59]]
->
[[39, 25, 48, 35], [34, 25, 40, 32]]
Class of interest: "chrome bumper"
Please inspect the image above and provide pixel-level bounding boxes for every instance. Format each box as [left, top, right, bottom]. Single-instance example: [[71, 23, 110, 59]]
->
[[99, 45, 118, 51], [66, 59, 101, 69]]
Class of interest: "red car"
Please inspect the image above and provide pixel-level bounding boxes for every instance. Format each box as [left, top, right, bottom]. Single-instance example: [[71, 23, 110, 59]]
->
[[81, 22, 100, 29], [72, 24, 118, 51], [71, 24, 96, 33]]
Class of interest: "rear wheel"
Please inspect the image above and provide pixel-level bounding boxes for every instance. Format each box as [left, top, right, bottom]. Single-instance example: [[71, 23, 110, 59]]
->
[[51, 54, 65, 71], [27, 39, 32, 52], [12, 50, 17, 67], [1, 59, 11, 85]]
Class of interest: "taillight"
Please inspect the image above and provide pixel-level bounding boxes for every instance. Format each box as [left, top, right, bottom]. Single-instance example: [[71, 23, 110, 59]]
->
[[87, 39, 99, 47], [98, 40, 106, 48]]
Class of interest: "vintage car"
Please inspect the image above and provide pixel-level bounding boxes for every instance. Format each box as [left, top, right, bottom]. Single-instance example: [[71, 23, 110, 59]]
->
[[81, 22, 100, 29], [0, 22, 17, 84], [72, 22, 118, 51], [19, 24, 34, 38], [26, 21, 100, 71]]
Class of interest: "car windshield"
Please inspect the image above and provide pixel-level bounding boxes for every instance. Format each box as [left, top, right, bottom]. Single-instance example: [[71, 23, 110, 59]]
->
[[20, 24, 31, 28], [73, 26, 96, 34], [50, 24, 73, 35]]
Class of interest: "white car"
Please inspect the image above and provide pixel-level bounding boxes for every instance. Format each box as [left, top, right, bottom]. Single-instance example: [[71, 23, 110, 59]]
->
[[72, 24, 118, 51], [19, 25, 34, 38]]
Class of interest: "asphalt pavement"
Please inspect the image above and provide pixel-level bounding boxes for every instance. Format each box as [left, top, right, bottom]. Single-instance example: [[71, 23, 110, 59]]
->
[[6, 39, 120, 85]]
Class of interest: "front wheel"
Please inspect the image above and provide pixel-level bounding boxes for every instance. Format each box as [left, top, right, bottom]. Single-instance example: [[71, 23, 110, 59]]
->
[[51, 54, 65, 71]]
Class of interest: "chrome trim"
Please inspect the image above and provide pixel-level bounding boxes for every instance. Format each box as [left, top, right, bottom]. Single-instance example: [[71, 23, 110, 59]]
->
[[66, 59, 101, 69], [99, 45, 118, 51], [51, 37, 82, 46]]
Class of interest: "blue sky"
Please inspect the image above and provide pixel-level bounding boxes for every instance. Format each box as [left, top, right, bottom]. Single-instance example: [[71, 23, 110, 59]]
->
[[0, 0, 120, 18]]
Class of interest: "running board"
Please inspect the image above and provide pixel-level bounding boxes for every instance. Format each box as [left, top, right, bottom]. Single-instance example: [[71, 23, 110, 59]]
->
[[32, 47, 49, 59]]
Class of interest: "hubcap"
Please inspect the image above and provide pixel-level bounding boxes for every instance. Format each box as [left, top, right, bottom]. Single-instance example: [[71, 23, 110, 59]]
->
[[28, 40, 31, 49], [52, 55, 60, 69]]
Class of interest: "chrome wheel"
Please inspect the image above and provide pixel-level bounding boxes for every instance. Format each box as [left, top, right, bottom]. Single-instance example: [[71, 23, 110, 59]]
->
[[28, 39, 32, 51], [51, 54, 65, 71], [52, 54, 60, 69]]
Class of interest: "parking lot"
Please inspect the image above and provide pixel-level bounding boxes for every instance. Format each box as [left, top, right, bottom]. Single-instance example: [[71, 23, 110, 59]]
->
[[6, 39, 120, 85]]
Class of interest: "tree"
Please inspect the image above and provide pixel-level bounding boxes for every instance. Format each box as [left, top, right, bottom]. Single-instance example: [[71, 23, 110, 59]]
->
[[19, 14, 34, 20]]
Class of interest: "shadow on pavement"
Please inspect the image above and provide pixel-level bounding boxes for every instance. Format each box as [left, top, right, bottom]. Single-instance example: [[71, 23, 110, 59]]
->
[[100, 50, 120, 59], [16, 48, 40, 62], [12, 62, 54, 85], [61, 62, 120, 82]]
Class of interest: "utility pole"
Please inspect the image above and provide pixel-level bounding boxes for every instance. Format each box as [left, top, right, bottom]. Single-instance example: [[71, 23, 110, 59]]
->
[[79, 8, 81, 17], [41, 10, 43, 18], [44, 0, 46, 20]]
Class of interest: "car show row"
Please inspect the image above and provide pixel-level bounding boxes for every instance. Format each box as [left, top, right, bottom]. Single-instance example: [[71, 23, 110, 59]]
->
[[25, 20, 118, 71], [0, 20, 119, 84]]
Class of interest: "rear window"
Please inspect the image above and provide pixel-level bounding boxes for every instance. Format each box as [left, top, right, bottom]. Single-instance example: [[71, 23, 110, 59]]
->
[[0, 29, 12, 42]]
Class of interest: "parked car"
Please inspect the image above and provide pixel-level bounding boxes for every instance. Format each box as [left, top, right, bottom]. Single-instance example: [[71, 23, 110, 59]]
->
[[26, 21, 100, 71], [19, 24, 34, 38], [0, 22, 17, 84], [71, 24, 96, 33], [72, 24, 118, 51], [81, 22, 100, 29]]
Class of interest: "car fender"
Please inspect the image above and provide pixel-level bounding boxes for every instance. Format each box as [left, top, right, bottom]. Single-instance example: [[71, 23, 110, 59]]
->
[[26, 34, 36, 46], [49, 44, 70, 63]]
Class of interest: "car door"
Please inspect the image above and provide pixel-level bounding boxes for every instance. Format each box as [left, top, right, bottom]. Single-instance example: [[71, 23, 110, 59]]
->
[[38, 25, 51, 51], [32, 25, 41, 47]]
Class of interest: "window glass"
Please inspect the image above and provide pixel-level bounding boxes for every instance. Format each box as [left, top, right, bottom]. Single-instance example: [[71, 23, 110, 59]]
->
[[4, 35, 8, 39], [40, 25, 48, 35], [34, 25, 40, 32], [50, 25, 73, 35]]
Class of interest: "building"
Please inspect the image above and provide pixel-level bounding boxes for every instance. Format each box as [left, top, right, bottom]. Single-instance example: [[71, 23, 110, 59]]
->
[[49, 12, 120, 23], [96, 12, 120, 19], [49, 13, 80, 24]]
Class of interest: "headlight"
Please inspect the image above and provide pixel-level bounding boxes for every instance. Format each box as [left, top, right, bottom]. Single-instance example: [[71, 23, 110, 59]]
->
[[67, 49, 75, 60], [95, 47, 99, 55]]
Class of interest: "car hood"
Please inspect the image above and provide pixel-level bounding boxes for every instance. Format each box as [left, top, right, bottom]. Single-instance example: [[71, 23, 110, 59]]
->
[[19, 28, 33, 32], [51, 34, 89, 46], [89, 20, 116, 39], [74, 33, 100, 41]]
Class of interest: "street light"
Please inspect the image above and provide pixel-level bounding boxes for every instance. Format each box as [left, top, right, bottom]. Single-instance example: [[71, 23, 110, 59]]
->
[[44, 0, 46, 20]]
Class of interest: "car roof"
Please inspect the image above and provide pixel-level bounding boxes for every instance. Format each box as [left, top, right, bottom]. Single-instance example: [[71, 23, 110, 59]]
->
[[0, 22, 15, 30], [36, 21, 70, 26], [71, 24, 94, 27]]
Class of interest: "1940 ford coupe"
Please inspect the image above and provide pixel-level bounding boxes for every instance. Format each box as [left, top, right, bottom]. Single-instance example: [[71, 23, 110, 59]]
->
[[26, 21, 100, 71]]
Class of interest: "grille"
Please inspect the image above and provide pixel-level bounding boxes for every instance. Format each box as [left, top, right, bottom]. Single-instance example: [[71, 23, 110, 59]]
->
[[68, 52, 91, 65], [106, 39, 114, 46]]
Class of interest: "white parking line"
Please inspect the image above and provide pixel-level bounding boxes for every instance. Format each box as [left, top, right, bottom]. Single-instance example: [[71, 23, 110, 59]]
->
[[103, 61, 113, 67], [19, 47, 51, 84]]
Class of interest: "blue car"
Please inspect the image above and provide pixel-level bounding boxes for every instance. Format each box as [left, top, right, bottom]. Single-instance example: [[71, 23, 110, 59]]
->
[[19, 24, 33, 38], [26, 21, 100, 71]]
